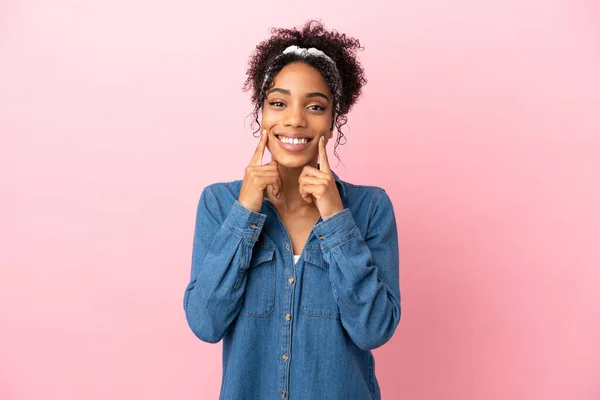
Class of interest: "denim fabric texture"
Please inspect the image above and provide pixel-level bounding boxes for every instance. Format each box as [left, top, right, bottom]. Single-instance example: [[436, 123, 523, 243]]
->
[[184, 170, 401, 400]]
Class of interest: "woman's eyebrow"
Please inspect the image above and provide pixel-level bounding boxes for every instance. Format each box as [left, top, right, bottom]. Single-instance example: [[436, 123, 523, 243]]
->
[[306, 92, 329, 102], [267, 88, 291, 96], [267, 88, 329, 102]]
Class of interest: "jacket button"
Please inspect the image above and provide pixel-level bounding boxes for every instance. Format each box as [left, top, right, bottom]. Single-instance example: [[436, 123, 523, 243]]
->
[[319, 235, 325, 241], [281, 391, 287, 398], [250, 224, 258, 230], [285, 313, 291, 321], [285, 243, 290, 251], [282, 353, 289, 361], [288, 277, 295, 285]]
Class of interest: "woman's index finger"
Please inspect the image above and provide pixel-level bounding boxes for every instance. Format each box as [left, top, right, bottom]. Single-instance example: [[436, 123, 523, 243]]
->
[[251, 130, 268, 166], [318, 135, 331, 173]]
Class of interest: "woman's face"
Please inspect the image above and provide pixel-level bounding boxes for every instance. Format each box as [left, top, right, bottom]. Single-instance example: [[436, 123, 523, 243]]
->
[[261, 62, 334, 168]]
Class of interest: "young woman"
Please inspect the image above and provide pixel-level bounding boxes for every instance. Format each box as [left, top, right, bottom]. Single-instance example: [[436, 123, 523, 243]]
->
[[184, 20, 401, 400]]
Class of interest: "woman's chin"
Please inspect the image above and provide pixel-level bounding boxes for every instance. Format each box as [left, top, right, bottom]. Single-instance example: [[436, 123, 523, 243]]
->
[[272, 154, 312, 169]]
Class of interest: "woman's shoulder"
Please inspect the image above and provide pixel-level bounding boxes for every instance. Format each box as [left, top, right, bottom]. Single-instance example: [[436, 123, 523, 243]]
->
[[338, 177, 387, 200], [193, 179, 242, 212], [201, 178, 243, 199], [340, 179, 385, 193], [335, 177, 393, 215]]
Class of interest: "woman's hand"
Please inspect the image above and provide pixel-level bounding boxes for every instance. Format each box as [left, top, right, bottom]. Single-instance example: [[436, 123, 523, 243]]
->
[[238, 130, 282, 212], [298, 136, 344, 220]]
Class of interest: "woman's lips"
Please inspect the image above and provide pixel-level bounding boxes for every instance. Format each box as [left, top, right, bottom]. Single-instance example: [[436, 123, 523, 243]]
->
[[275, 135, 312, 153]]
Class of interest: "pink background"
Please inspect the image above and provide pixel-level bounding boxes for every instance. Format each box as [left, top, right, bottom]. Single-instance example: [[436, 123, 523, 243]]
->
[[1, 0, 599, 399]]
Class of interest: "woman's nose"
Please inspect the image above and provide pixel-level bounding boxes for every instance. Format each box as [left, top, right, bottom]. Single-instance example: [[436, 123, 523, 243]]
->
[[283, 105, 307, 128]]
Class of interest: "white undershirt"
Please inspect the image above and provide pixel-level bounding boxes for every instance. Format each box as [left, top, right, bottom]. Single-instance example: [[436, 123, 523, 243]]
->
[[293, 254, 300, 264]]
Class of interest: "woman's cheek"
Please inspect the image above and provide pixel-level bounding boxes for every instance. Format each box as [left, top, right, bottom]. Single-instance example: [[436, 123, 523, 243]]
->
[[260, 111, 277, 132]]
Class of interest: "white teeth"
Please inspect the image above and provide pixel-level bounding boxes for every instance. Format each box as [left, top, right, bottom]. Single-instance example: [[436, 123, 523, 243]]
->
[[279, 136, 308, 145]]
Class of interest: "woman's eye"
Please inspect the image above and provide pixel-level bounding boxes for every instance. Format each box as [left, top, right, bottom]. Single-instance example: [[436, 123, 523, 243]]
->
[[308, 105, 326, 111], [269, 101, 285, 107]]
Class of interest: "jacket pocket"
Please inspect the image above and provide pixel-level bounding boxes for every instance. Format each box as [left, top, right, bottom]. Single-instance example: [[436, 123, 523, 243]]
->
[[239, 246, 276, 317], [301, 247, 340, 319]]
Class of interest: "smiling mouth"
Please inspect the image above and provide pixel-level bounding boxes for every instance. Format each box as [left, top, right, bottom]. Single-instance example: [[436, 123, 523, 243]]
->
[[275, 135, 313, 145]]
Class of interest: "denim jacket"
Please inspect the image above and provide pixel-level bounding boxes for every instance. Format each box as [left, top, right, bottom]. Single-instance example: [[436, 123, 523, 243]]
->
[[183, 170, 401, 400]]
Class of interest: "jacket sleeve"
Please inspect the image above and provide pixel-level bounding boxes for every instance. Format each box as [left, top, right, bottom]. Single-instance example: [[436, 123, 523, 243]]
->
[[312, 188, 401, 351], [183, 185, 267, 343]]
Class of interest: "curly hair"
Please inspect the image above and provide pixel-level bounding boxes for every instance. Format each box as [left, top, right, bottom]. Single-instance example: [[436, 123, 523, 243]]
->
[[242, 20, 367, 163]]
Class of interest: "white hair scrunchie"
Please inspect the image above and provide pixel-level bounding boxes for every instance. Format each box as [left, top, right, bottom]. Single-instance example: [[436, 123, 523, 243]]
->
[[281, 45, 337, 67]]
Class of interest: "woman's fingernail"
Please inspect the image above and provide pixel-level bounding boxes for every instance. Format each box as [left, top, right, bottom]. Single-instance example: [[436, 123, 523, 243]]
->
[[262, 129, 267, 136]]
